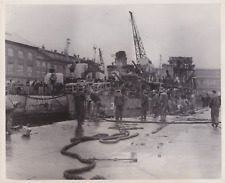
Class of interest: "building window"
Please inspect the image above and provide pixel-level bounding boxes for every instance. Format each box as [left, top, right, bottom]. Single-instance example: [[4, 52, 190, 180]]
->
[[7, 63, 14, 74], [36, 60, 41, 67], [28, 53, 33, 60], [36, 71, 40, 77], [27, 66, 32, 76], [8, 48, 14, 57], [18, 50, 24, 58], [42, 62, 46, 68], [18, 64, 23, 75]]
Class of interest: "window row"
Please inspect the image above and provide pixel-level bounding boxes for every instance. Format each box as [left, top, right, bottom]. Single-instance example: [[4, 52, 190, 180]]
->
[[7, 63, 64, 76], [36, 61, 64, 71], [7, 64, 47, 77], [7, 48, 33, 60]]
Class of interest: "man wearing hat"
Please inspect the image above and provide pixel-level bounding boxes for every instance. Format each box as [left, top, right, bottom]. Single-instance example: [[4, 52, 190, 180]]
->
[[73, 85, 86, 126], [152, 90, 160, 118], [209, 90, 220, 127], [90, 90, 102, 117], [114, 89, 125, 122], [141, 90, 149, 120]]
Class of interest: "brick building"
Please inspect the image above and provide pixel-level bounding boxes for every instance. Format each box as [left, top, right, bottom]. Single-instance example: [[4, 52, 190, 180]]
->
[[5, 33, 77, 83], [6, 33, 39, 83]]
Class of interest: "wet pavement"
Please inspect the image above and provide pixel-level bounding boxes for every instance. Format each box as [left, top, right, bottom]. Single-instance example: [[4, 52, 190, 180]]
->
[[6, 108, 221, 180]]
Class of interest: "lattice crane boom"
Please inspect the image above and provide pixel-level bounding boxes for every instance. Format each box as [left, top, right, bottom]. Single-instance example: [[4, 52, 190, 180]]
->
[[129, 11, 147, 63]]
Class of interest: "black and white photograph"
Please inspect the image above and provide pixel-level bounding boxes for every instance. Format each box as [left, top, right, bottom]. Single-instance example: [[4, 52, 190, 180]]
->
[[2, 1, 223, 181]]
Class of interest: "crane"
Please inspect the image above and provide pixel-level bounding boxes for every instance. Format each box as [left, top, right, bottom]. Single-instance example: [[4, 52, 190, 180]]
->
[[129, 11, 150, 64]]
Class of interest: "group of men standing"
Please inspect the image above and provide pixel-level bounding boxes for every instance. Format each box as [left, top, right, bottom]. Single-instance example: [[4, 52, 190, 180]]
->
[[73, 86, 170, 125], [114, 87, 169, 122], [113, 88, 169, 122], [73, 85, 220, 128], [142, 88, 169, 122], [73, 85, 103, 126]]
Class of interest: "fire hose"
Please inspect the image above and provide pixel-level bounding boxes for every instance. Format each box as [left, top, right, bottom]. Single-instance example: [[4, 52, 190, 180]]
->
[[105, 119, 221, 125], [61, 131, 139, 180]]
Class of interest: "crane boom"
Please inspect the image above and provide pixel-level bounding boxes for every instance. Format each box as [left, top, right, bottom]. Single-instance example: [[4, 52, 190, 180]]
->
[[129, 11, 147, 63]]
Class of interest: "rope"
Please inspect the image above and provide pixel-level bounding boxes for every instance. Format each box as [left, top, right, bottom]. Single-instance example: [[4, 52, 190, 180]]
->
[[100, 132, 139, 144], [54, 97, 65, 107], [105, 119, 220, 125], [26, 94, 66, 100], [61, 131, 139, 180], [109, 126, 144, 130]]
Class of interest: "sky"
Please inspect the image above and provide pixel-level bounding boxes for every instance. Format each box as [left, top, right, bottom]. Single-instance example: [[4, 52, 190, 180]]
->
[[5, 4, 221, 69]]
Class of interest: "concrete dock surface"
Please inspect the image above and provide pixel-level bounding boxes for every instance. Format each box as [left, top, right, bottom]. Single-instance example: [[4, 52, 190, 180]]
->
[[6, 108, 221, 180]]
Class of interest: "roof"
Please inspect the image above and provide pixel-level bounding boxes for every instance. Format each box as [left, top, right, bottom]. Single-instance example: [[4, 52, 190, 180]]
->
[[39, 49, 76, 63], [5, 32, 38, 48]]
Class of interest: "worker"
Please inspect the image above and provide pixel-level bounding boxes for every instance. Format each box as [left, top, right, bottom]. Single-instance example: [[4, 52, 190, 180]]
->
[[73, 85, 86, 126], [6, 109, 14, 135], [141, 90, 149, 120], [166, 70, 171, 79], [90, 90, 102, 117], [209, 90, 220, 127], [50, 73, 57, 95], [114, 89, 125, 122], [159, 89, 168, 122], [218, 92, 221, 106], [201, 92, 206, 108], [180, 96, 188, 115], [152, 90, 160, 118], [75, 123, 84, 137], [205, 93, 210, 107], [32, 79, 39, 95], [6, 101, 19, 135]]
